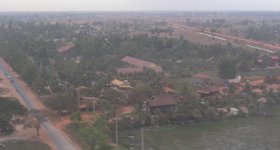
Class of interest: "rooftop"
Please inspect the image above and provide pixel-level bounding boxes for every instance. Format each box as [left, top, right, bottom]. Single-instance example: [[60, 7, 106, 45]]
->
[[121, 56, 162, 73], [148, 94, 177, 107], [58, 43, 74, 53], [193, 73, 210, 79]]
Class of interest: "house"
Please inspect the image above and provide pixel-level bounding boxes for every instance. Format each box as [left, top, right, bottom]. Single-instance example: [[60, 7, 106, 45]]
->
[[58, 43, 74, 53], [79, 96, 99, 111], [162, 87, 176, 94], [247, 79, 264, 87], [192, 73, 211, 86], [147, 94, 177, 114], [227, 76, 241, 84], [252, 88, 263, 95], [269, 55, 279, 67], [257, 97, 267, 103], [266, 84, 280, 93], [111, 79, 133, 90], [118, 56, 162, 74], [196, 86, 220, 97]]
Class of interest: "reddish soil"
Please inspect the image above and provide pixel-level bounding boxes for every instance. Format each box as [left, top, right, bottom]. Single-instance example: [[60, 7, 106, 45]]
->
[[0, 57, 82, 150]]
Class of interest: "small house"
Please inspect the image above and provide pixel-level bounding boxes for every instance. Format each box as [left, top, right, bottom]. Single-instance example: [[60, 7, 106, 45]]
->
[[192, 73, 211, 86], [111, 79, 133, 90], [269, 56, 279, 67], [58, 43, 74, 53], [147, 94, 177, 114], [118, 56, 163, 74], [196, 86, 220, 97], [162, 87, 176, 94]]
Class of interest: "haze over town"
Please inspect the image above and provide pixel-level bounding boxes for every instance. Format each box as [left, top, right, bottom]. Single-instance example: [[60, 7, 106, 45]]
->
[[1, 0, 280, 150], [0, 0, 280, 11]]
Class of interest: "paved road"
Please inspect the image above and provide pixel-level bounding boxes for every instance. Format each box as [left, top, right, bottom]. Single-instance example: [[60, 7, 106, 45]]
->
[[0, 63, 77, 150]]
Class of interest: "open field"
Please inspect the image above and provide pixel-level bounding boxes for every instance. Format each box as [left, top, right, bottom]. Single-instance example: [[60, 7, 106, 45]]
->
[[120, 106, 280, 150]]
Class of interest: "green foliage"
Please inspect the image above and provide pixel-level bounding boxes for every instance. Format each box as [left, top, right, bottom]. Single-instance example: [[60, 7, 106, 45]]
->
[[128, 84, 152, 104], [43, 95, 77, 111], [70, 112, 81, 123], [0, 97, 27, 133], [67, 117, 114, 150], [218, 57, 237, 79]]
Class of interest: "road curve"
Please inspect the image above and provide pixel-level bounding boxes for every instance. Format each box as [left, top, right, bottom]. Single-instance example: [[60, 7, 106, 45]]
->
[[0, 62, 77, 150]]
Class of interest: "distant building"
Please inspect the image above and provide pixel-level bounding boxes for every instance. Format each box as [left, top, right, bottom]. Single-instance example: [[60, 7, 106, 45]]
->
[[192, 73, 211, 86], [118, 56, 162, 74], [227, 76, 242, 84], [162, 87, 176, 94], [252, 88, 263, 95], [196, 86, 220, 97], [269, 55, 279, 67], [147, 94, 177, 114], [58, 43, 74, 53], [111, 79, 133, 90]]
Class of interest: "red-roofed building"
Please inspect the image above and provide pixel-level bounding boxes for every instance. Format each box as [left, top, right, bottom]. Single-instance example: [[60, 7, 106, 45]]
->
[[120, 56, 162, 73], [196, 86, 220, 97], [58, 43, 74, 53], [192, 73, 211, 86], [269, 55, 280, 67], [147, 94, 177, 114]]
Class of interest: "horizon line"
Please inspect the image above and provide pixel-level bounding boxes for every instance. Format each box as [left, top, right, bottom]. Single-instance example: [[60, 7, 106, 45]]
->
[[1, 10, 280, 13]]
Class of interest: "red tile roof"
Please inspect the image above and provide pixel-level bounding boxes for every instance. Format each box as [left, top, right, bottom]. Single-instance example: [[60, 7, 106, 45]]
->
[[271, 56, 279, 60], [193, 73, 210, 79], [148, 94, 176, 107], [252, 88, 263, 94], [248, 79, 264, 86], [197, 86, 219, 95], [121, 56, 162, 73], [58, 43, 74, 53]]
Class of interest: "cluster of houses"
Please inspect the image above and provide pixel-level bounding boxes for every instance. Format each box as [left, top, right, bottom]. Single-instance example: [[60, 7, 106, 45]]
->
[[255, 54, 280, 68], [81, 54, 280, 118]]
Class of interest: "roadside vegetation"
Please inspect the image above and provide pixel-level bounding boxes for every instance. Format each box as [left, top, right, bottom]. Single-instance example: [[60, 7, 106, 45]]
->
[[0, 140, 50, 150], [0, 97, 27, 135]]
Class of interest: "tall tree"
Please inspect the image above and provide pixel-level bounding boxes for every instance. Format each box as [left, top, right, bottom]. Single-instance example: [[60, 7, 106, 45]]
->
[[218, 57, 237, 79]]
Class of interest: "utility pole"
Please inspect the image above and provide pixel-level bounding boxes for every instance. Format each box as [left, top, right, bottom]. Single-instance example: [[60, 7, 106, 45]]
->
[[77, 88, 80, 111], [115, 115, 119, 145], [141, 127, 144, 150], [92, 102, 95, 114]]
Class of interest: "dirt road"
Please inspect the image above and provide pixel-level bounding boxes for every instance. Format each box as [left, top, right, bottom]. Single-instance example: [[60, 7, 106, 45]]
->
[[0, 57, 79, 150]]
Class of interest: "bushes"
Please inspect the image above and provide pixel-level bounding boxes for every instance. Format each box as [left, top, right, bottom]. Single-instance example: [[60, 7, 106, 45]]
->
[[43, 95, 77, 112], [0, 97, 27, 134]]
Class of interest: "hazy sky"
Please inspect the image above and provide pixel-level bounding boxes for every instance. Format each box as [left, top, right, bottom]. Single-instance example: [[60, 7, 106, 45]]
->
[[0, 0, 279, 11]]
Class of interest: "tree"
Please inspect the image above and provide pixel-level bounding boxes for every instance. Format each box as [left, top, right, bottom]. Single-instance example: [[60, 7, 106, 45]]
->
[[218, 57, 237, 79], [29, 109, 46, 136], [0, 97, 27, 134], [20, 62, 38, 85], [70, 112, 82, 123]]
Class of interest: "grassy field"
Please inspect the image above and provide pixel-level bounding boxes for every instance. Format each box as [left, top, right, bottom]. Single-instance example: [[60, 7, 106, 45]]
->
[[0, 140, 51, 150], [240, 67, 280, 77]]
